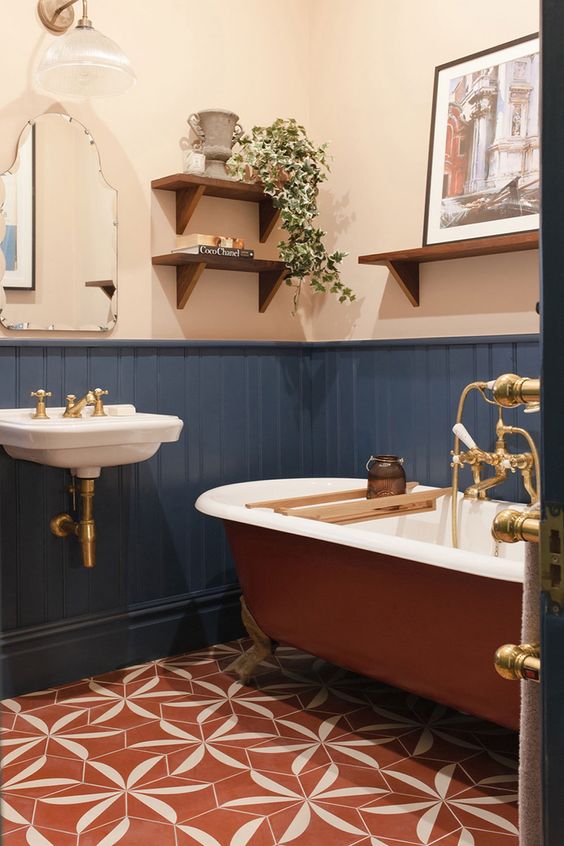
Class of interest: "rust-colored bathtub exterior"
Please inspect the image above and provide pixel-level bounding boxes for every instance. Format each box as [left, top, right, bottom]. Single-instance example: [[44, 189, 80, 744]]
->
[[225, 520, 522, 731]]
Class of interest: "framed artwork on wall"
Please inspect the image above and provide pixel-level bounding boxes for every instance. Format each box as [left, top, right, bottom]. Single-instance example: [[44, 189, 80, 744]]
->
[[423, 34, 539, 246], [0, 124, 35, 290]]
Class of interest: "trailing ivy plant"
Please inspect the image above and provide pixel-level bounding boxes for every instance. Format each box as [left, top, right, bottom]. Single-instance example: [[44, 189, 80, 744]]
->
[[227, 118, 354, 312]]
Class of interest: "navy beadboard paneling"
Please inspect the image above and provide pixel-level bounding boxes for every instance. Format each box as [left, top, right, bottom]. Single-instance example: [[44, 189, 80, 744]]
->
[[0, 336, 539, 694], [0, 344, 313, 694], [310, 338, 540, 503]]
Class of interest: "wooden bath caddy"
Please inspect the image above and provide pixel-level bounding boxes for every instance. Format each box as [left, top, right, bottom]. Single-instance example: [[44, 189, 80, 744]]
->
[[246, 484, 452, 525]]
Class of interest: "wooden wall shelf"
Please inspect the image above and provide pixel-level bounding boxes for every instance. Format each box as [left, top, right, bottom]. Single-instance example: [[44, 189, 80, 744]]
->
[[358, 231, 539, 307], [152, 252, 288, 312], [151, 173, 280, 242]]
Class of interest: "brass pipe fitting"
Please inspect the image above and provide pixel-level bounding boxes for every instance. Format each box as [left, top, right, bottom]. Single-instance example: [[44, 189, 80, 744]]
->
[[492, 508, 540, 544], [492, 373, 540, 407], [50, 478, 97, 568], [494, 642, 540, 682], [50, 513, 76, 536]]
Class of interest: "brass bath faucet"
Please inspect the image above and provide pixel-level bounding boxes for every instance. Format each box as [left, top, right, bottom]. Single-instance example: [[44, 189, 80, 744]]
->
[[451, 374, 540, 548], [63, 388, 108, 418], [452, 409, 539, 503]]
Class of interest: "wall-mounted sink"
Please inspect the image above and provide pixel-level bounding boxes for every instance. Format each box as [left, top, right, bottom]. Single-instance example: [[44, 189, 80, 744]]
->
[[0, 404, 183, 478]]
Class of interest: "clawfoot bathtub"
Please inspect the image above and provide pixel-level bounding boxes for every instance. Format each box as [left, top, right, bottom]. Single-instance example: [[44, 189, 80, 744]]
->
[[196, 479, 524, 730]]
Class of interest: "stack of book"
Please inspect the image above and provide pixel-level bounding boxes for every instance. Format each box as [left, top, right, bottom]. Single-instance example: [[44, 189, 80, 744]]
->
[[172, 234, 254, 259]]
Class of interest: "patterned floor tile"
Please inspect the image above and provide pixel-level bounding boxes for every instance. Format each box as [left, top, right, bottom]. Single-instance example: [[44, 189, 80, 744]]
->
[[2, 688, 59, 715], [3, 753, 84, 799], [0, 639, 520, 845], [176, 809, 275, 845], [458, 751, 518, 785], [3, 825, 78, 845], [80, 817, 177, 845], [34, 784, 127, 836], [1, 794, 35, 835]]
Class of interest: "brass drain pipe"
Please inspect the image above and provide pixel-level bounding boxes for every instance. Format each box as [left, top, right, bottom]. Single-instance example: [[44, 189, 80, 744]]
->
[[51, 478, 96, 568]]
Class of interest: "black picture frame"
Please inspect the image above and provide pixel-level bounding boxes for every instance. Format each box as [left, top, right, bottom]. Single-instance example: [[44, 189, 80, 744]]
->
[[423, 33, 540, 246], [1, 122, 36, 291]]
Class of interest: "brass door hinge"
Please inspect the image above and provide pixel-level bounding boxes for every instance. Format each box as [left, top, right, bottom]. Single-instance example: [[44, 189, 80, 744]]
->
[[542, 504, 564, 611]]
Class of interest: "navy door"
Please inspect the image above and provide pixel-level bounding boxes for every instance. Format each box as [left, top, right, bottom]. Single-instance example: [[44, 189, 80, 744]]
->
[[540, 2, 564, 843]]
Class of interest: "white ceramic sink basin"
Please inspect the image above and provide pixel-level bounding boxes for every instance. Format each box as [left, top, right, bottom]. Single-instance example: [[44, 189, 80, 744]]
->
[[0, 404, 183, 477]]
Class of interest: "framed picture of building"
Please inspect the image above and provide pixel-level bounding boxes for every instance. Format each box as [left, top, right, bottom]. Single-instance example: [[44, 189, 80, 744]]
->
[[0, 124, 35, 290], [423, 35, 539, 246]]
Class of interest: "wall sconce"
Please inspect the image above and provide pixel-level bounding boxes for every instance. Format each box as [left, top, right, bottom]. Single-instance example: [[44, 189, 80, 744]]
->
[[36, 0, 136, 97]]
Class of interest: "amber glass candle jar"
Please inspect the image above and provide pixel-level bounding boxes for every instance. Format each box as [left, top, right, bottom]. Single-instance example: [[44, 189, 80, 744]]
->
[[366, 455, 406, 499]]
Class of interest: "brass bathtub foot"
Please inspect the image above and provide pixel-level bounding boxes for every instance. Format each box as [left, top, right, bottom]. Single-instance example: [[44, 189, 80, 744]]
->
[[228, 596, 274, 684]]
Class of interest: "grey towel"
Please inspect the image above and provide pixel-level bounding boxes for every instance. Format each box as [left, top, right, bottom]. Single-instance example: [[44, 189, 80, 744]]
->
[[519, 542, 542, 845]]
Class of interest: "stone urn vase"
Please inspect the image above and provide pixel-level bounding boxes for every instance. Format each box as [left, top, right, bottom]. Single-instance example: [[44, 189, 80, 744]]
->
[[188, 109, 244, 179]]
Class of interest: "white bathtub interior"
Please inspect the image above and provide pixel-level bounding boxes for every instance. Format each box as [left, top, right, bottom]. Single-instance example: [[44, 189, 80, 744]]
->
[[354, 486, 524, 561]]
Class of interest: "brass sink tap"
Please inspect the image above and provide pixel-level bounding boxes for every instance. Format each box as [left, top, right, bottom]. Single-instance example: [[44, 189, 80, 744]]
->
[[31, 388, 52, 419], [63, 391, 95, 418], [63, 388, 108, 418]]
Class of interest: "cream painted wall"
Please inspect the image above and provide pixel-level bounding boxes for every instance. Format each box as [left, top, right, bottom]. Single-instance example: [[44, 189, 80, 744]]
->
[[0, 0, 311, 340], [308, 0, 540, 340], [0, 0, 540, 341]]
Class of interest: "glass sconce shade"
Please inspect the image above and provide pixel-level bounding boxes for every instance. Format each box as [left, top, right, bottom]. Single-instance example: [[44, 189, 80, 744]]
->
[[36, 24, 136, 97]]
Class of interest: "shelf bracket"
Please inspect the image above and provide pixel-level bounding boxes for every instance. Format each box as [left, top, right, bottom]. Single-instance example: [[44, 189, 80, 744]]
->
[[100, 284, 116, 301], [176, 261, 207, 308], [259, 198, 280, 243], [167, 260, 287, 311], [176, 185, 206, 234], [387, 260, 420, 307], [259, 266, 288, 313], [85, 280, 116, 300]]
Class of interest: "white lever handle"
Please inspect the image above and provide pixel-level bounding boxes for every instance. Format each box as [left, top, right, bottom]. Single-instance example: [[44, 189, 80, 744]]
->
[[452, 423, 477, 450], [486, 380, 496, 390]]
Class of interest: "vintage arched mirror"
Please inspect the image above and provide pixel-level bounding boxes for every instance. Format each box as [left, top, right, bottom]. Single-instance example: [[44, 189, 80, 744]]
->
[[0, 113, 117, 331]]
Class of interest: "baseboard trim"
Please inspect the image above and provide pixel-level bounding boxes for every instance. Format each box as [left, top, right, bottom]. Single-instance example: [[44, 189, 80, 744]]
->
[[1, 586, 244, 697]]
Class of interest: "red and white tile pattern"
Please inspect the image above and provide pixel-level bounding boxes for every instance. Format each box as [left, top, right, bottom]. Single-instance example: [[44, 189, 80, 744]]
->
[[1, 640, 519, 845]]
